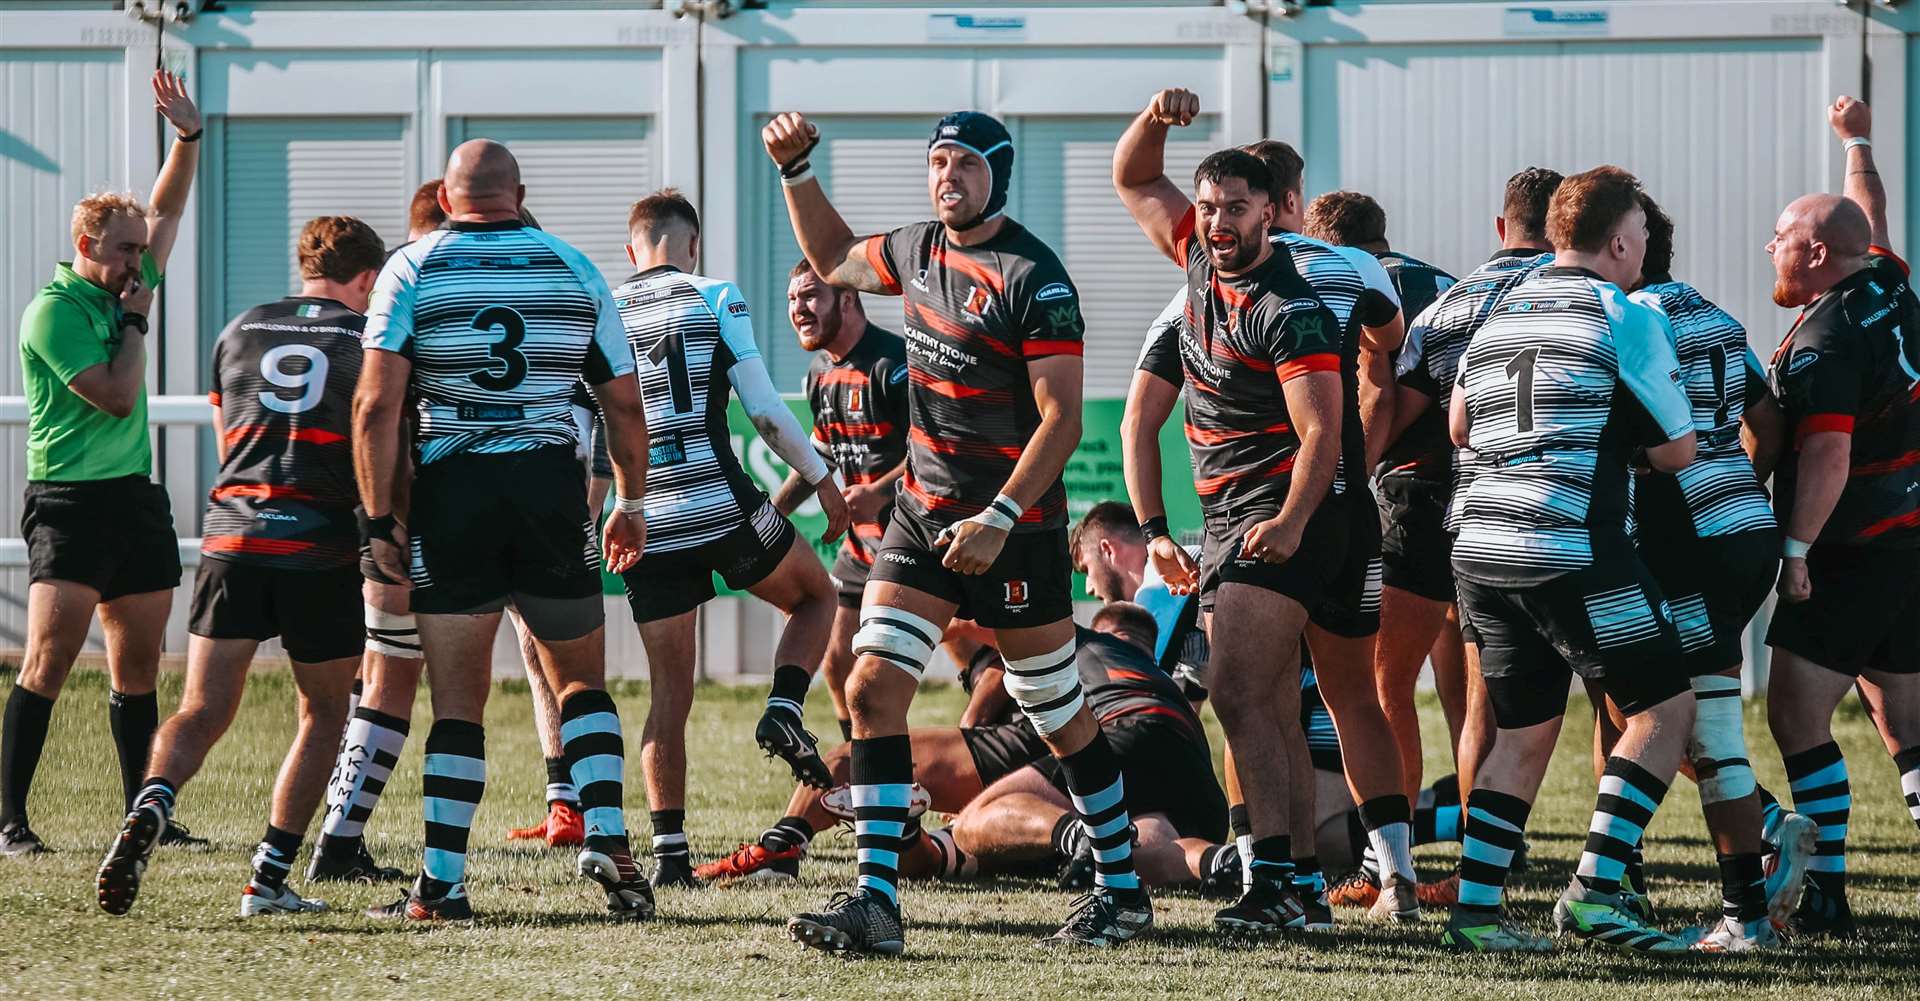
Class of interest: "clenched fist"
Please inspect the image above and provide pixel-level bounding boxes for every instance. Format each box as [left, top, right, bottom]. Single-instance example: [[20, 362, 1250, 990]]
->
[[762, 112, 821, 169], [1830, 95, 1871, 142], [1146, 88, 1200, 128]]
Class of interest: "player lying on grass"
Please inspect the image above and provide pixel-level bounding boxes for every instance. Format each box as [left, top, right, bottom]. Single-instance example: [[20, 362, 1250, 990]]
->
[[696, 603, 1226, 888]]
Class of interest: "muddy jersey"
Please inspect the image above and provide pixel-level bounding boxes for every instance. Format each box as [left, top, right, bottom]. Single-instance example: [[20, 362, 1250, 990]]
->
[[805, 324, 909, 559], [863, 220, 1082, 531], [1630, 281, 1775, 541], [1770, 249, 1920, 548], [1160, 208, 1344, 529], [203, 297, 365, 570]]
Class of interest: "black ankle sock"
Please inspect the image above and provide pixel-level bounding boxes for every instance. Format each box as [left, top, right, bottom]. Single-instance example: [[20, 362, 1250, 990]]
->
[[762, 815, 814, 851], [1, 687, 54, 826], [108, 690, 159, 812], [651, 808, 688, 858], [1227, 803, 1251, 839], [768, 665, 811, 710], [837, 718, 853, 741], [1248, 835, 1293, 885]]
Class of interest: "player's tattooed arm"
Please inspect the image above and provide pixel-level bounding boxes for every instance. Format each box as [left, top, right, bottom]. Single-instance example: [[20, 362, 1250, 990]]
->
[[1113, 88, 1201, 264], [762, 112, 895, 295], [1830, 96, 1891, 249]]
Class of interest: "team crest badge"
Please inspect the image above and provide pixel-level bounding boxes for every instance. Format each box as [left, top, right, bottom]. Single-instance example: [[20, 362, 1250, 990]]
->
[[848, 387, 864, 414], [1004, 580, 1029, 607]]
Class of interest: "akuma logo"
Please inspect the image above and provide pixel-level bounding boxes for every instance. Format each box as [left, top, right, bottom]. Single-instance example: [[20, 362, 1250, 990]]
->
[[882, 552, 917, 565]]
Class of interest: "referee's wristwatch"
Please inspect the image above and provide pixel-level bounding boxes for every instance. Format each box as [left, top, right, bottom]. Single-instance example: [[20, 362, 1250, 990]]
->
[[119, 313, 149, 335]]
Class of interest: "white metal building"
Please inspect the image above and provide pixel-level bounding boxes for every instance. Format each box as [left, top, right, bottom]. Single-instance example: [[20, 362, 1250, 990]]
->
[[1, 1, 1908, 681]]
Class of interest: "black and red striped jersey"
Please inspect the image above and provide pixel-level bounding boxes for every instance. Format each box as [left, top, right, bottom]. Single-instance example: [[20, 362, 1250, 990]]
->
[[204, 296, 365, 570], [1770, 248, 1920, 547], [805, 324, 909, 558], [1073, 628, 1208, 745], [1160, 209, 1344, 527], [863, 220, 1083, 531]]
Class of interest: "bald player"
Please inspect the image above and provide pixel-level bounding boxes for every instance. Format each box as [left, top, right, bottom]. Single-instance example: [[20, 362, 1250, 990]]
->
[[1760, 97, 1920, 940], [355, 140, 654, 921]]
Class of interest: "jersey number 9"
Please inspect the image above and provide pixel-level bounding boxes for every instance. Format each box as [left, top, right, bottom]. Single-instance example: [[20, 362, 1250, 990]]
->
[[258, 344, 329, 415], [469, 306, 530, 392]]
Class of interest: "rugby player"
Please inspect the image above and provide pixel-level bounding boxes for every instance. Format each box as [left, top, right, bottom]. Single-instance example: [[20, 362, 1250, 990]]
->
[[1761, 96, 1920, 940], [95, 217, 385, 917], [772, 260, 911, 743], [1446, 166, 1699, 953], [3, 71, 204, 856], [611, 189, 847, 888], [1621, 193, 1815, 951], [1113, 89, 1347, 934], [353, 140, 654, 921], [696, 605, 1225, 890], [765, 108, 1152, 951]]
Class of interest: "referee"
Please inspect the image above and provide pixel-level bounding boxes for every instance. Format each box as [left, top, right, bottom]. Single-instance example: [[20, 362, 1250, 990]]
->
[[2, 72, 203, 856]]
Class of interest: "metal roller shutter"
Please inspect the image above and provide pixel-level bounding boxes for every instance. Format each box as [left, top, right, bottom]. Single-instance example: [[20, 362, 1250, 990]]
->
[[450, 117, 655, 284], [217, 117, 410, 330], [1016, 116, 1221, 397]]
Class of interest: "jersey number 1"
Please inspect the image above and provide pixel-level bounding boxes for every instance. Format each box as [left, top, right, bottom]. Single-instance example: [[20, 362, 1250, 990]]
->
[[469, 306, 530, 391], [647, 332, 695, 414], [1505, 345, 1541, 433]]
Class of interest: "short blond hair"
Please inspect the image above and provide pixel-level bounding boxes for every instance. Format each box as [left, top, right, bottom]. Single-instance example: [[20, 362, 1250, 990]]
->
[[71, 192, 146, 245]]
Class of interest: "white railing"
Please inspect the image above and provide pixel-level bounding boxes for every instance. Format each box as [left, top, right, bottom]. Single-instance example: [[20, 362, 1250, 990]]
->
[[0, 394, 210, 568]]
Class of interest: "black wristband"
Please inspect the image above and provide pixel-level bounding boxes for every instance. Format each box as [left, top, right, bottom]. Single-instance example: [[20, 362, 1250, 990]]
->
[[361, 511, 399, 544], [119, 313, 148, 335], [176, 128, 203, 143], [778, 133, 822, 178], [1139, 516, 1170, 542]]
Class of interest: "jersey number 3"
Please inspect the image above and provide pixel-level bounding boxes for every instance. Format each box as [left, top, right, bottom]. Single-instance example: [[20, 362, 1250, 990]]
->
[[469, 306, 530, 391]]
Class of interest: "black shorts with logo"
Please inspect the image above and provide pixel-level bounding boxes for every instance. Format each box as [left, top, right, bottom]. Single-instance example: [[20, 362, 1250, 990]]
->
[[866, 507, 1073, 629], [1767, 543, 1920, 676], [23, 476, 181, 601], [961, 716, 1050, 786], [1640, 527, 1779, 677], [831, 541, 873, 609], [1455, 555, 1690, 730], [1033, 715, 1228, 843], [189, 557, 362, 663], [622, 499, 797, 623], [1310, 488, 1384, 638], [407, 445, 604, 616], [1198, 500, 1348, 614], [1376, 475, 1456, 603]]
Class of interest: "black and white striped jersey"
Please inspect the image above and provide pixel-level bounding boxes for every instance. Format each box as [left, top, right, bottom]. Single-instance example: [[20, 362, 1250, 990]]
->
[[1275, 232, 1402, 496], [363, 220, 633, 466], [1629, 281, 1775, 540], [1451, 267, 1694, 586], [614, 265, 767, 553]]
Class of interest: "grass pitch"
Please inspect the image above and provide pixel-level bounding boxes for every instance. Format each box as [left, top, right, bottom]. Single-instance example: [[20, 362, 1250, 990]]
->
[[1, 668, 1917, 1000]]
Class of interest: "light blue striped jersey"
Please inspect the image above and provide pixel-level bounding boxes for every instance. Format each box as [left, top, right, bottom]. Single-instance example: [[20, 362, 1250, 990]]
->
[[614, 266, 769, 553], [1276, 231, 1402, 496], [363, 220, 633, 466], [1629, 281, 1776, 539], [1451, 267, 1693, 585]]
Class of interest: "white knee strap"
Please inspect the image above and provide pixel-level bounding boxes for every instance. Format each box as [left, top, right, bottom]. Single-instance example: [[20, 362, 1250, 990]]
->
[[365, 605, 422, 660], [1688, 674, 1755, 805], [1002, 638, 1084, 737], [852, 605, 941, 681]]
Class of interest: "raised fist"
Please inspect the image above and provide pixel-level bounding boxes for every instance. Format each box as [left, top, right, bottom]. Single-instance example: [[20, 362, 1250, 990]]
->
[[1147, 88, 1200, 128], [762, 112, 820, 168], [1830, 95, 1871, 142]]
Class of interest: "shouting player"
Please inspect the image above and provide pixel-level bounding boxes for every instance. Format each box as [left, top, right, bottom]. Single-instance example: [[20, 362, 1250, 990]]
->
[[95, 217, 385, 917], [611, 189, 847, 888], [773, 260, 912, 742], [1113, 88, 1346, 934], [765, 108, 1151, 952], [354, 140, 654, 921], [1761, 96, 1920, 939]]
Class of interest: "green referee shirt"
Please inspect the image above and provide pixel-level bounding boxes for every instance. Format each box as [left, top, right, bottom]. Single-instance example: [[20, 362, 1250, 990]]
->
[[18, 253, 162, 482]]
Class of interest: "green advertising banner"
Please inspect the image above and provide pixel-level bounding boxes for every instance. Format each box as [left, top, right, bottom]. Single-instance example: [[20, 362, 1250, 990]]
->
[[605, 398, 1205, 597]]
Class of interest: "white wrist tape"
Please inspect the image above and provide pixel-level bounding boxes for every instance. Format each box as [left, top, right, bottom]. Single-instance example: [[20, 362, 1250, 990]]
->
[[780, 164, 815, 187], [615, 495, 645, 515], [972, 493, 1023, 532], [1844, 136, 1873, 151], [1783, 536, 1812, 559]]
